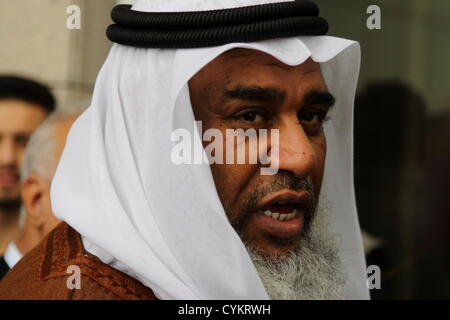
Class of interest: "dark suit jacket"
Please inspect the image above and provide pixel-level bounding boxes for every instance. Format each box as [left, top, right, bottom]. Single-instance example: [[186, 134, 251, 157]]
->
[[0, 222, 158, 300], [0, 255, 9, 281]]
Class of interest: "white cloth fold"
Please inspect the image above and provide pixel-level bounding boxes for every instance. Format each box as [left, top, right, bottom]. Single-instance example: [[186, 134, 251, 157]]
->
[[3, 242, 22, 269]]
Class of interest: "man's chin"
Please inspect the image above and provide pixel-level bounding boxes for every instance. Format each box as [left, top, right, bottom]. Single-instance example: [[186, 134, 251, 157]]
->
[[244, 210, 347, 300], [247, 238, 346, 300], [237, 212, 307, 260], [244, 236, 303, 262]]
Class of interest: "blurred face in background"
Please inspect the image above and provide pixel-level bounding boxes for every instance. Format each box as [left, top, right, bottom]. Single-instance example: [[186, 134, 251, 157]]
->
[[0, 99, 47, 206], [21, 115, 78, 242]]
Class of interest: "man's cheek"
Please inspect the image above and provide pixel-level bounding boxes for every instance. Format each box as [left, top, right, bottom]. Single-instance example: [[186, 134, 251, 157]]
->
[[211, 163, 254, 210], [311, 138, 327, 196], [17, 148, 26, 170]]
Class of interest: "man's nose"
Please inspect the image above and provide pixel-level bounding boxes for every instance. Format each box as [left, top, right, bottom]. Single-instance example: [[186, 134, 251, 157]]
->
[[0, 139, 17, 167], [274, 120, 316, 179]]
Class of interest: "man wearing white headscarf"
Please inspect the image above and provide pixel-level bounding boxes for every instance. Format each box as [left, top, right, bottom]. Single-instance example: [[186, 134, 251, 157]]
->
[[0, 0, 369, 300]]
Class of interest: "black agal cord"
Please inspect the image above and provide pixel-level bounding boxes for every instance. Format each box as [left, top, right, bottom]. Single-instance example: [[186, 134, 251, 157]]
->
[[107, 0, 328, 48]]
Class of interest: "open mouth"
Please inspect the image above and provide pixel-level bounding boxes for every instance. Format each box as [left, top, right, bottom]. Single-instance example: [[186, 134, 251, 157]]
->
[[257, 203, 299, 222], [251, 189, 313, 240]]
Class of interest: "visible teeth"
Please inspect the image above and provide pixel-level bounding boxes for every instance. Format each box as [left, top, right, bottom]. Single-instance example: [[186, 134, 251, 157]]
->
[[286, 212, 296, 220], [259, 209, 298, 221]]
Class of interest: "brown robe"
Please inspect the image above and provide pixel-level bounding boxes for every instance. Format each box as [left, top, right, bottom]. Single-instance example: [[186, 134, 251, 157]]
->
[[0, 222, 158, 300]]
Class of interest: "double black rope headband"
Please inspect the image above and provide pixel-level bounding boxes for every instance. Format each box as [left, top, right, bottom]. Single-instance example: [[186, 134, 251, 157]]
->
[[107, 0, 328, 48]]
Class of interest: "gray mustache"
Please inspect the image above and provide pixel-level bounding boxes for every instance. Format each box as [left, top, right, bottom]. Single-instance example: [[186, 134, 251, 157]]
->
[[244, 172, 316, 214]]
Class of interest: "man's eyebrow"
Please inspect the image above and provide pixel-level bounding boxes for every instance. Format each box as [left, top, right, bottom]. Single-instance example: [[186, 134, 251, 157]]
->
[[222, 85, 285, 104], [303, 90, 336, 108]]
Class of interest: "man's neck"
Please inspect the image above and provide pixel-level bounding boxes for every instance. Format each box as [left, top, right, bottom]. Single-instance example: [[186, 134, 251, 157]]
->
[[0, 209, 20, 255], [14, 222, 42, 256]]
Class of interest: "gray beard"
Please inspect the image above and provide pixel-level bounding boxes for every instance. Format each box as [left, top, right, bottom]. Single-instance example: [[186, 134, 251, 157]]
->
[[247, 202, 347, 300]]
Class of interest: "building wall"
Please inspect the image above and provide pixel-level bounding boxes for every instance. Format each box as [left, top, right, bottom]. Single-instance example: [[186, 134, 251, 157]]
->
[[0, 0, 115, 111]]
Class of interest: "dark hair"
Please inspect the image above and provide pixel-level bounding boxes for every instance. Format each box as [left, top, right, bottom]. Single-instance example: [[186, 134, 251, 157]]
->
[[0, 75, 56, 113]]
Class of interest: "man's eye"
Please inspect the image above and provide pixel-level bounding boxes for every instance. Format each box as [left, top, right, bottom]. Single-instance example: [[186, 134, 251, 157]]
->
[[236, 111, 265, 123], [299, 112, 327, 124], [15, 135, 30, 147]]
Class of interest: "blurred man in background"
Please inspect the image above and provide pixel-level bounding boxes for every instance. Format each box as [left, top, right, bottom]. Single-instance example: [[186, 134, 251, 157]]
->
[[0, 112, 79, 279], [354, 81, 427, 299], [0, 76, 55, 253]]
